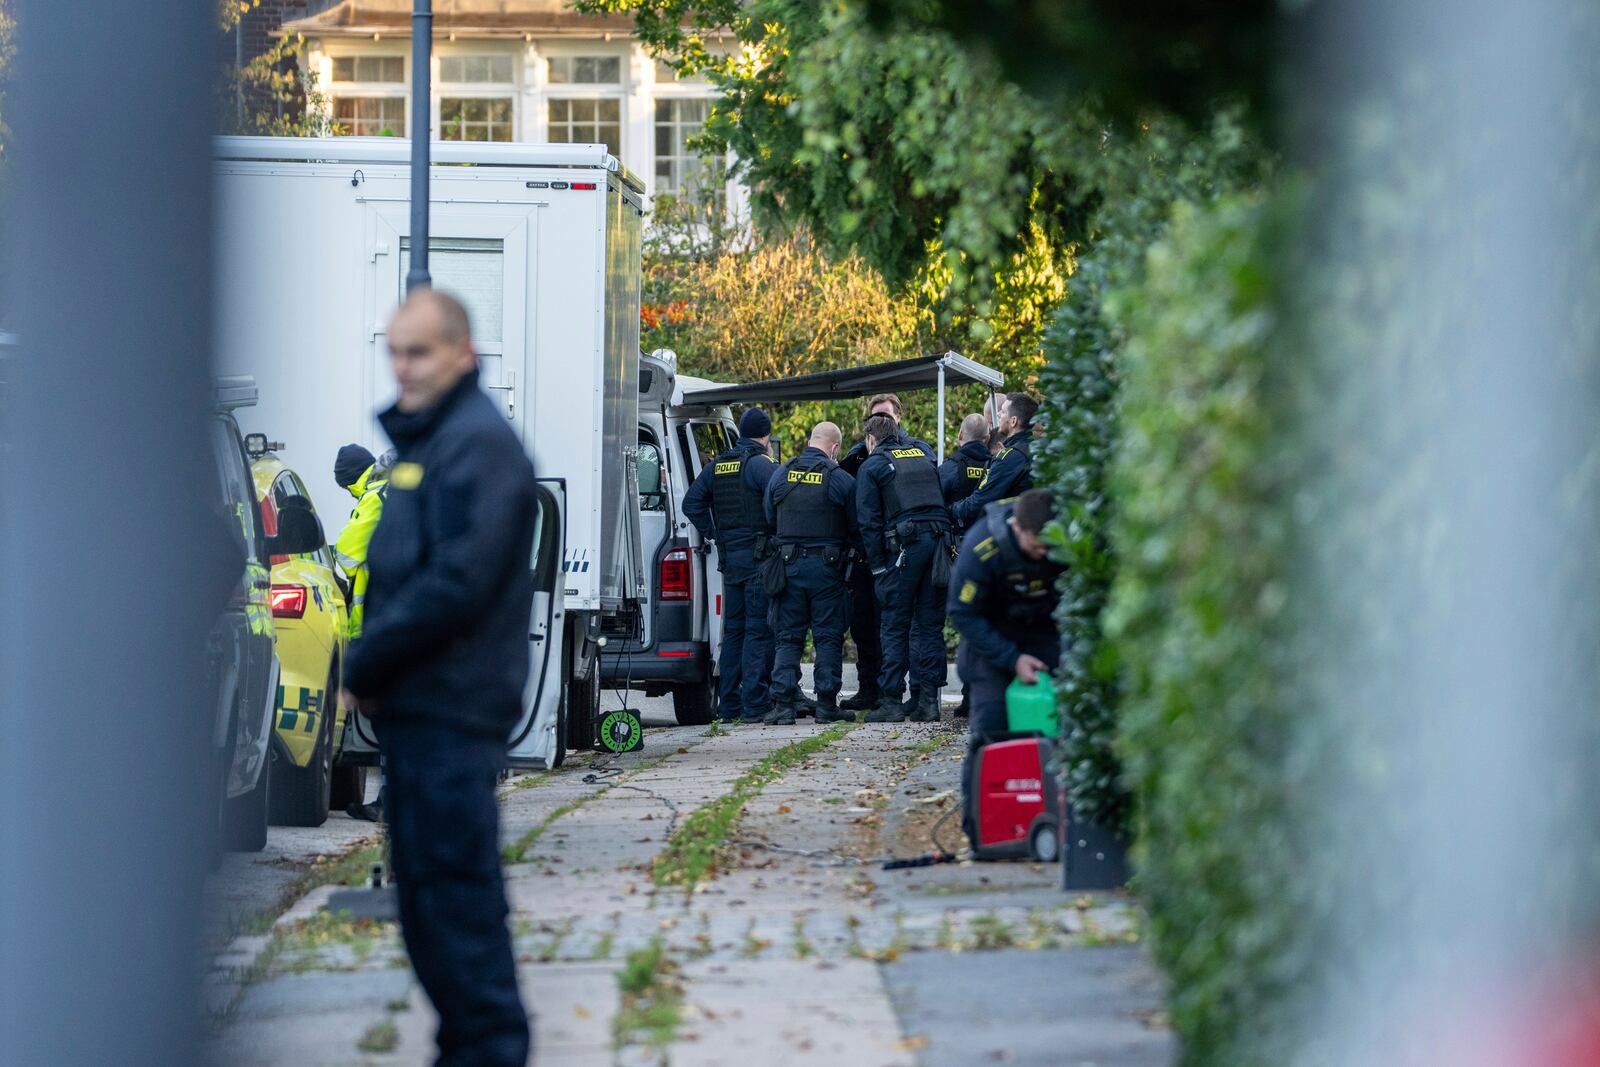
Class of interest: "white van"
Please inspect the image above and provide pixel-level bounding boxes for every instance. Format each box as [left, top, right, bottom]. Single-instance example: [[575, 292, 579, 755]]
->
[[212, 136, 645, 769]]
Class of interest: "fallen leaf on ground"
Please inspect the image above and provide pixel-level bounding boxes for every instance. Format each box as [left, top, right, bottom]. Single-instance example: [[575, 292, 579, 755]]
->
[[574, 1005, 591, 1019], [776, 805, 791, 814], [899, 1035, 931, 1051]]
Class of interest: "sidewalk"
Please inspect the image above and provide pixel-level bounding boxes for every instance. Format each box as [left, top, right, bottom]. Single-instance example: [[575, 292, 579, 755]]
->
[[207, 713, 1173, 1066]]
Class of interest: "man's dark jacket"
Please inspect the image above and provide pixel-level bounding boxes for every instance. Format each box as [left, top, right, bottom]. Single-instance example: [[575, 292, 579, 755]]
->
[[344, 368, 538, 738]]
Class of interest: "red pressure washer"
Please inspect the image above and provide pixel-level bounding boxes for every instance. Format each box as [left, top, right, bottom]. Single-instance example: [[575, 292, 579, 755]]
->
[[968, 735, 1061, 862]]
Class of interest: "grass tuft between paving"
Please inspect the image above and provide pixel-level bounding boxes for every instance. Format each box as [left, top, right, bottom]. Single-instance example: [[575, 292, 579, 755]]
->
[[501, 749, 678, 864], [651, 723, 856, 890], [612, 938, 684, 1052]]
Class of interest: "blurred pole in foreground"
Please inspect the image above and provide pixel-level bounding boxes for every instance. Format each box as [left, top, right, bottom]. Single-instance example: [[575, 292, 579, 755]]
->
[[1293, 0, 1600, 1063], [0, 2, 220, 1065]]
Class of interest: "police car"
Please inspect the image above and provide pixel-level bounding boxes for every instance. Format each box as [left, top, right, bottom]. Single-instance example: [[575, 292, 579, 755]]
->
[[247, 439, 365, 826]]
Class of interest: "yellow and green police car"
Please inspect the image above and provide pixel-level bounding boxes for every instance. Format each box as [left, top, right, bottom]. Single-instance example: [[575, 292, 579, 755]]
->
[[247, 438, 366, 827]]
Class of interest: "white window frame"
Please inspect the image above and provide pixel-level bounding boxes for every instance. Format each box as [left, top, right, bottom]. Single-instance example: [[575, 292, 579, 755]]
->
[[324, 45, 410, 136], [545, 94, 626, 157], [434, 44, 521, 143], [652, 95, 719, 199], [535, 40, 631, 153]]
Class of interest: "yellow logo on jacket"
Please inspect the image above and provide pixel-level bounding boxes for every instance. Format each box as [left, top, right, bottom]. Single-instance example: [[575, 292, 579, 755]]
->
[[889, 448, 927, 459], [966, 466, 986, 479], [714, 461, 742, 475], [787, 470, 824, 484], [389, 462, 424, 490]]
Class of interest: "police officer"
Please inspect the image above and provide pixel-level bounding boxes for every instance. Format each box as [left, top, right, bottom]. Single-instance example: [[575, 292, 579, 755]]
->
[[836, 393, 902, 712], [952, 392, 1039, 530], [683, 408, 780, 724], [761, 421, 856, 725], [333, 444, 388, 639], [939, 413, 993, 527], [947, 488, 1066, 845], [341, 289, 535, 1067], [855, 412, 951, 723]]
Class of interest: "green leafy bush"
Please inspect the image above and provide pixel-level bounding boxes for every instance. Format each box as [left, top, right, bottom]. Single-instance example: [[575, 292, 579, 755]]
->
[[1103, 193, 1292, 1064], [1035, 111, 1264, 835]]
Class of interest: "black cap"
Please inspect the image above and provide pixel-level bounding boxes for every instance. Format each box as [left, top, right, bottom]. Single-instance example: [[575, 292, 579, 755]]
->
[[334, 443, 376, 488], [739, 408, 772, 439]]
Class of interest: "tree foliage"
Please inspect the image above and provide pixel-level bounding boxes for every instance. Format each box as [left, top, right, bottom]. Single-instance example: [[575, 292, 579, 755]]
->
[[1036, 108, 1264, 834], [575, 0, 1085, 334], [0, 0, 13, 158], [216, 0, 332, 137]]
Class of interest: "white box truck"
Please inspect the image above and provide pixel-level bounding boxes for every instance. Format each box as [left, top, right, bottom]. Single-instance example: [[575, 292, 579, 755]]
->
[[211, 136, 646, 769]]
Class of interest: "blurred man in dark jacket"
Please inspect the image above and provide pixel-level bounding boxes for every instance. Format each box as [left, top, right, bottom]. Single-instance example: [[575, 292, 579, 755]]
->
[[342, 289, 535, 1067]]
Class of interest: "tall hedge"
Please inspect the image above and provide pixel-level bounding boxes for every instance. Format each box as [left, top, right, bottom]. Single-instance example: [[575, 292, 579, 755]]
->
[[1035, 111, 1263, 834], [1103, 194, 1293, 1064]]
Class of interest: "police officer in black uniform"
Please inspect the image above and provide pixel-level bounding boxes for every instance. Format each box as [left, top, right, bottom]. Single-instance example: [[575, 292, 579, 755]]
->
[[761, 421, 857, 725], [940, 412, 994, 529], [855, 412, 951, 723], [947, 488, 1066, 844], [952, 392, 1039, 530], [836, 393, 902, 711], [683, 408, 780, 724], [939, 412, 992, 719]]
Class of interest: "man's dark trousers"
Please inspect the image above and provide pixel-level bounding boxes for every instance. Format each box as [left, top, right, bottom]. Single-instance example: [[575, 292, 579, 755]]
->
[[379, 720, 528, 1067], [719, 544, 771, 721], [846, 560, 882, 695], [876, 536, 947, 701], [771, 553, 847, 704]]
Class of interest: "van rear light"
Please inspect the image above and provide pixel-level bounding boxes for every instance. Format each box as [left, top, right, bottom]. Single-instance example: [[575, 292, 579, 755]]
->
[[659, 548, 692, 601], [270, 584, 307, 618]]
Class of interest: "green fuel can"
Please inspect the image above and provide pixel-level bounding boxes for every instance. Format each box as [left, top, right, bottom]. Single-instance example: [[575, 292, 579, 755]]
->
[[1005, 675, 1057, 734]]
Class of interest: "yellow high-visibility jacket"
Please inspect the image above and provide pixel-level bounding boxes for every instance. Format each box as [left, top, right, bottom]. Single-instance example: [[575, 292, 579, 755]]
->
[[334, 464, 388, 637]]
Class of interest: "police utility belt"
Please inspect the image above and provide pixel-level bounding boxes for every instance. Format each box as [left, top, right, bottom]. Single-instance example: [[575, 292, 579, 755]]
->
[[885, 518, 950, 554], [777, 542, 845, 565]]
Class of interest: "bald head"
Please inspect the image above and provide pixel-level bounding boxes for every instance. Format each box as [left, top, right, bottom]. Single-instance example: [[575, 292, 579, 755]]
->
[[387, 288, 477, 412], [809, 421, 843, 459], [958, 413, 988, 445]]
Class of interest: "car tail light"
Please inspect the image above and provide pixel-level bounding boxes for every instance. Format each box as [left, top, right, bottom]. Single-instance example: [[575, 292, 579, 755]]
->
[[659, 548, 692, 601], [270, 584, 307, 618]]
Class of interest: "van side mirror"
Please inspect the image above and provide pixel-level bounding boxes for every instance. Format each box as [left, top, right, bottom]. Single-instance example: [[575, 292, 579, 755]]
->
[[272, 502, 325, 556]]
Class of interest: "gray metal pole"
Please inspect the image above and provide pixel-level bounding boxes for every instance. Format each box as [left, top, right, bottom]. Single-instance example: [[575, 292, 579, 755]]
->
[[407, 0, 433, 292], [0, 2, 219, 1065], [936, 362, 946, 462]]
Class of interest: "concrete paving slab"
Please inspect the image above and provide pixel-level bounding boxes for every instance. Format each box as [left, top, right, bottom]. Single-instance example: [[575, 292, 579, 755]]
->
[[881, 946, 1174, 1067], [677, 958, 915, 1067]]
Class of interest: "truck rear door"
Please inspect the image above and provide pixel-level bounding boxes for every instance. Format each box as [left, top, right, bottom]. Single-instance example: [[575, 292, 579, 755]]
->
[[677, 420, 738, 669], [341, 480, 566, 769]]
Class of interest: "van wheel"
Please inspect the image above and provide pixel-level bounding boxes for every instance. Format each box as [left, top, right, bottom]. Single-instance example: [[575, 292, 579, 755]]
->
[[225, 753, 271, 852], [671, 675, 716, 726], [567, 666, 599, 752], [270, 678, 334, 827], [550, 682, 569, 769]]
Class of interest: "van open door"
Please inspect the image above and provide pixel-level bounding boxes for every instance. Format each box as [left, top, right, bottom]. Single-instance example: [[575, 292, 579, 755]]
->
[[339, 480, 567, 769], [507, 480, 566, 769]]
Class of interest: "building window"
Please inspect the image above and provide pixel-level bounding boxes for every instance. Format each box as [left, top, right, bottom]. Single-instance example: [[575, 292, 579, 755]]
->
[[547, 55, 621, 84], [547, 98, 621, 157], [654, 98, 718, 198], [441, 98, 513, 142], [654, 59, 708, 84], [332, 56, 404, 83], [440, 55, 514, 83], [333, 97, 405, 136]]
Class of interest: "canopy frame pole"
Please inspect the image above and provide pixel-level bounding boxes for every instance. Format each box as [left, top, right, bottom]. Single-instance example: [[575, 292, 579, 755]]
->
[[936, 361, 946, 462], [406, 0, 433, 292]]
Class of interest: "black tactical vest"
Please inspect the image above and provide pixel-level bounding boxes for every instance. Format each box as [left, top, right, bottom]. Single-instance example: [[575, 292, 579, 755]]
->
[[949, 450, 989, 505], [879, 439, 947, 522], [986, 504, 1063, 627], [775, 452, 846, 542], [709, 444, 765, 532]]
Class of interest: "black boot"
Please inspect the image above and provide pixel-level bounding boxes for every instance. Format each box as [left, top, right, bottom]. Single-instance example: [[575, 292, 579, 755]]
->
[[762, 701, 798, 725], [815, 694, 852, 724], [794, 694, 817, 719], [908, 691, 940, 723], [839, 686, 881, 711], [864, 696, 907, 723]]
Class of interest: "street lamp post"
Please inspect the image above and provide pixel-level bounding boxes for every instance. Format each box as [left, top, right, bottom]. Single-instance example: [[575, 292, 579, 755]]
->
[[407, 0, 433, 292]]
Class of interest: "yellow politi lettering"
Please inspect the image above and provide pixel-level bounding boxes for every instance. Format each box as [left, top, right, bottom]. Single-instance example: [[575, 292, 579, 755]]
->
[[889, 448, 926, 459], [390, 462, 424, 490], [787, 471, 824, 484], [715, 461, 742, 475], [966, 466, 986, 479]]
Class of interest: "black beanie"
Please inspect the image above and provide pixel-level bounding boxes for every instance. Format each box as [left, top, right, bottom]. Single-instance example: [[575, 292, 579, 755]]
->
[[739, 408, 772, 439], [334, 443, 376, 488]]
